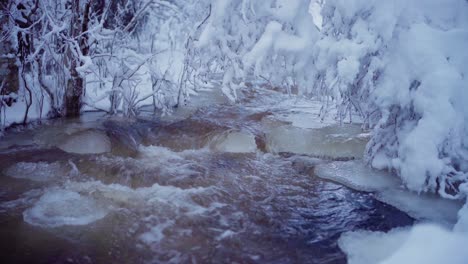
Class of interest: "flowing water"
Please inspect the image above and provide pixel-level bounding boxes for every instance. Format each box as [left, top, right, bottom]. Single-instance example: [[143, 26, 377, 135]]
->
[[0, 89, 414, 264]]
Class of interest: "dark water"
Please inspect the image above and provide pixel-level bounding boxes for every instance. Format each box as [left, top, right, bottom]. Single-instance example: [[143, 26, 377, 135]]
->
[[0, 90, 413, 264]]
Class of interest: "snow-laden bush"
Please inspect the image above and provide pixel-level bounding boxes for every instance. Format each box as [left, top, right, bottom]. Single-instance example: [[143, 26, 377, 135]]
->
[[318, 0, 468, 197], [196, 0, 468, 197]]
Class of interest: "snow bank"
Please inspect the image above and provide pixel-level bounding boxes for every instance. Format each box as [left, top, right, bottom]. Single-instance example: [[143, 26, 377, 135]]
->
[[338, 228, 410, 264], [339, 224, 468, 264], [23, 189, 109, 227]]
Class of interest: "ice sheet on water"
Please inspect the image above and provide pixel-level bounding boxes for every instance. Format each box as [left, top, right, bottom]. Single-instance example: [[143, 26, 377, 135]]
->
[[314, 160, 400, 192], [339, 224, 468, 264], [266, 125, 367, 159], [209, 130, 257, 153], [376, 189, 463, 226], [23, 189, 109, 227], [4, 162, 67, 182], [58, 130, 111, 154], [316, 160, 464, 227]]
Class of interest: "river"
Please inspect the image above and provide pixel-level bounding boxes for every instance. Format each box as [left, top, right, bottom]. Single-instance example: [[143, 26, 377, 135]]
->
[[0, 88, 414, 263]]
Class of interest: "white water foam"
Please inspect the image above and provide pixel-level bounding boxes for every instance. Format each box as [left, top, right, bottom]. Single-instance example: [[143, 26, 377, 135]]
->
[[4, 162, 66, 182], [23, 189, 109, 227]]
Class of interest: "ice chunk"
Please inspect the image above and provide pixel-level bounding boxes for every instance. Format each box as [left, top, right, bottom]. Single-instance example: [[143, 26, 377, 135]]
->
[[4, 162, 66, 182], [376, 189, 463, 227], [58, 130, 111, 154], [339, 224, 468, 264], [23, 189, 109, 227], [266, 125, 367, 159], [210, 130, 257, 153], [314, 160, 400, 192]]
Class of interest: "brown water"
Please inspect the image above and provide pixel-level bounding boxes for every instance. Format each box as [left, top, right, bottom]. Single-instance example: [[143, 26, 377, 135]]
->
[[0, 89, 413, 264]]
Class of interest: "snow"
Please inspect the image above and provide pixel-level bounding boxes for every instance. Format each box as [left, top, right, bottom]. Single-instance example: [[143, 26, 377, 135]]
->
[[339, 224, 468, 264], [338, 227, 410, 264]]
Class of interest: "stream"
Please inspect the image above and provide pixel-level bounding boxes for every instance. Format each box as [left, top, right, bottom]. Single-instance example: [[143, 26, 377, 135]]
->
[[0, 88, 415, 264]]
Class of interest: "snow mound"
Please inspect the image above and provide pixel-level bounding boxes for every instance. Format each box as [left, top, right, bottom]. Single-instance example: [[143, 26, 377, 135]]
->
[[23, 189, 109, 227], [266, 125, 367, 159], [376, 189, 463, 226], [209, 130, 257, 153], [4, 162, 66, 182], [57, 130, 111, 154], [340, 224, 468, 264], [314, 160, 400, 192], [338, 228, 410, 264]]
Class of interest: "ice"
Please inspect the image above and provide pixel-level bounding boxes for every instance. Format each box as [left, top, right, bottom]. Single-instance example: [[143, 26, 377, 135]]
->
[[4, 162, 66, 182], [266, 125, 367, 159], [340, 224, 468, 264], [315, 160, 463, 226], [23, 189, 109, 227], [57, 130, 111, 154], [376, 189, 463, 227], [209, 130, 257, 153], [314, 160, 400, 192]]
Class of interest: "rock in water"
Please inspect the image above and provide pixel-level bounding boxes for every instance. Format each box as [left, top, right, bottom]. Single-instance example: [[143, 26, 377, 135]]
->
[[103, 120, 148, 157]]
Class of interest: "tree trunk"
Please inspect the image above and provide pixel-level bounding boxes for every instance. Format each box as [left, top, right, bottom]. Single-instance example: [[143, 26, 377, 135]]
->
[[64, 0, 90, 118], [65, 65, 84, 118]]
